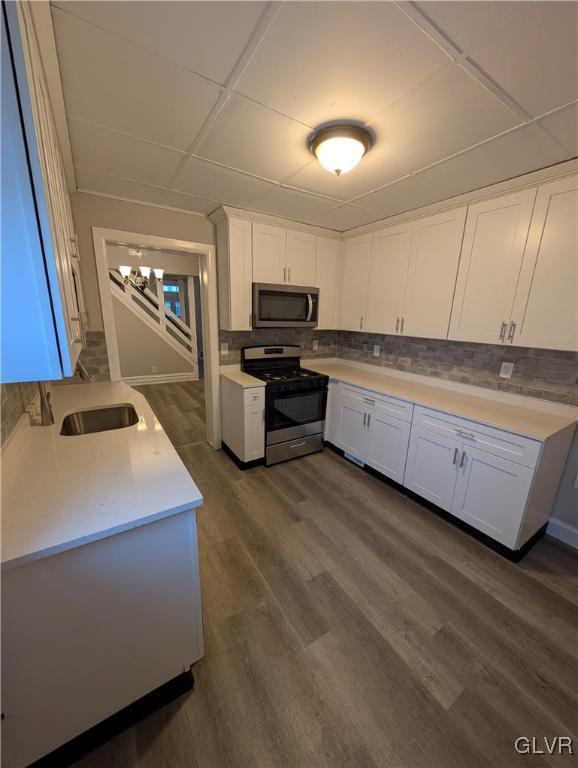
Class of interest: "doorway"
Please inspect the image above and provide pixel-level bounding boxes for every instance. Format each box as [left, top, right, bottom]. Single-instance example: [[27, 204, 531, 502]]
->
[[92, 227, 220, 448]]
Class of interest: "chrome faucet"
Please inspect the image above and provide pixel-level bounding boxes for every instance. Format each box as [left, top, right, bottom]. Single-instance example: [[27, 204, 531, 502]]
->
[[37, 382, 54, 426], [34, 361, 92, 426]]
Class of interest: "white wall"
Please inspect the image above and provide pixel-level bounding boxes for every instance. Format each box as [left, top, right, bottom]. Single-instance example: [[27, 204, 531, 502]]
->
[[71, 192, 214, 332]]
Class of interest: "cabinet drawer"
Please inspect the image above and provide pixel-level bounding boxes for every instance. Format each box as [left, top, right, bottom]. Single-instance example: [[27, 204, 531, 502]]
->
[[341, 384, 413, 423], [243, 387, 265, 406], [412, 406, 541, 469]]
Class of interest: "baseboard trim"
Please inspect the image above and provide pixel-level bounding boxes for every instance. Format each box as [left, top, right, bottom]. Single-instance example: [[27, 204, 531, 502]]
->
[[123, 372, 198, 386], [546, 518, 578, 549]]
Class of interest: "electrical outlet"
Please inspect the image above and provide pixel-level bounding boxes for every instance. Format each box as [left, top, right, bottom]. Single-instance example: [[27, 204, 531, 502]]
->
[[312, 340, 319, 351], [151, 365, 158, 374], [373, 344, 380, 357], [220, 342, 228, 355], [499, 362, 514, 379]]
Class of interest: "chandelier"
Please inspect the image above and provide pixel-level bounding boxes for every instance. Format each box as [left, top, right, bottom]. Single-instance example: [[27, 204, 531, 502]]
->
[[118, 249, 164, 289]]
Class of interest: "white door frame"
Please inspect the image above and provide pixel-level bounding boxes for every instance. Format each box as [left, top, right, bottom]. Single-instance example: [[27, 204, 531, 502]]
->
[[92, 226, 221, 449]]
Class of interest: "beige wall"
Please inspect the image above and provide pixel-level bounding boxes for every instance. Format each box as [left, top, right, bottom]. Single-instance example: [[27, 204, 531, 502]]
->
[[113, 300, 195, 379], [71, 192, 214, 331]]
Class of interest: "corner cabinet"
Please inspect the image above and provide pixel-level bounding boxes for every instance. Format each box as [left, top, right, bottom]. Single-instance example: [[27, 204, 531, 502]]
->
[[216, 216, 252, 331], [315, 236, 341, 330], [1, 2, 85, 382], [340, 234, 372, 331]]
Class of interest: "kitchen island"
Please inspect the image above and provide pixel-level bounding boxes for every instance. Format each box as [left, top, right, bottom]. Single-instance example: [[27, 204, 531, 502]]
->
[[1, 382, 204, 767]]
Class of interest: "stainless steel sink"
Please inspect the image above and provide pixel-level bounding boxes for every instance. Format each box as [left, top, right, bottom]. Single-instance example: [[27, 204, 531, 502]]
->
[[60, 404, 139, 436]]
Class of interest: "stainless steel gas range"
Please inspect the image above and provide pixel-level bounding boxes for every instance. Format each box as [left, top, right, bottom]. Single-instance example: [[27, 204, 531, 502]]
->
[[241, 345, 329, 466]]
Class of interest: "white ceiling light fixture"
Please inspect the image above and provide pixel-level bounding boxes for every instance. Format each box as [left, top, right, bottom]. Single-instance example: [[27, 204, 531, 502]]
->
[[309, 124, 372, 176]]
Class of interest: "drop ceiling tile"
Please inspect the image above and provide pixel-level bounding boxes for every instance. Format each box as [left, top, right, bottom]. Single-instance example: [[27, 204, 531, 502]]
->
[[171, 157, 273, 207], [52, 1, 267, 85], [354, 176, 440, 217], [470, 2, 578, 117], [236, 2, 449, 126], [539, 103, 578, 156], [197, 94, 311, 181], [248, 187, 337, 221], [306, 205, 385, 232], [75, 168, 218, 215], [51, 7, 221, 150], [285, 156, 407, 202], [417, 125, 569, 201], [368, 64, 522, 171], [69, 119, 183, 186], [414, 1, 525, 54]]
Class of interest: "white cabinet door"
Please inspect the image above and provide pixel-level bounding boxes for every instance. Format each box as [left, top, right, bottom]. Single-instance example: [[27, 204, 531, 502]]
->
[[366, 408, 411, 483], [244, 404, 265, 461], [286, 229, 316, 286], [404, 426, 460, 512], [365, 224, 412, 334], [338, 390, 368, 459], [316, 236, 341, 330], [217, 216, 252, 331], [402, 207, 467, 340], [449, 189, 536, 344], [451, 445, 533, 548], [324, 381, 341, 445], [252, 222, 286, 284], [510, 176, 578, 351], [340, 233, 372, 331]]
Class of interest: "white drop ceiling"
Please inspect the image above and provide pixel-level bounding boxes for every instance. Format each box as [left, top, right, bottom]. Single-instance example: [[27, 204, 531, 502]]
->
[[51, 0, 578, 232]]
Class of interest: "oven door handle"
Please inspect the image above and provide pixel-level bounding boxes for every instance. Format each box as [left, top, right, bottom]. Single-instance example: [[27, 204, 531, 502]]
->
[[306, 293, 313, 322]]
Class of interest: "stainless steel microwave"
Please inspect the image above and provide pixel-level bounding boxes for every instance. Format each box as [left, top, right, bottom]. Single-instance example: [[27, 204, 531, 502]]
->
[[252, 283, 319, 328]]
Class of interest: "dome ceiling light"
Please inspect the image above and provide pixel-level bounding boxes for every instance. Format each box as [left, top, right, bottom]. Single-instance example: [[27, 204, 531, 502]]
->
[[309, 124, 372, 176]]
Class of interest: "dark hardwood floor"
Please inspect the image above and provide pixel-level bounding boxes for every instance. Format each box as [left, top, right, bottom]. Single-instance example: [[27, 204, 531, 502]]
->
[[76, 381, 577, 768]]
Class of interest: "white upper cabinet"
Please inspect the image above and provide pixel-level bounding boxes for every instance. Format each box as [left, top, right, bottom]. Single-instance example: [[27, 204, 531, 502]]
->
[[216, 216, 252, 331], [449, 188, 536, 345], [316, 236, 341, 330], [340, 233, 372, 331], [510, 176, 578, 351], [286, 228, 316, 286], [402, 207, 467, 340], [365, 224, 412, 334], [252, 222, 287, 284]]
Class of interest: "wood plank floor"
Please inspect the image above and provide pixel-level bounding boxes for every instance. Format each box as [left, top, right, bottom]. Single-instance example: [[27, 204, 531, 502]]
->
[[76, 381, 577, 768]]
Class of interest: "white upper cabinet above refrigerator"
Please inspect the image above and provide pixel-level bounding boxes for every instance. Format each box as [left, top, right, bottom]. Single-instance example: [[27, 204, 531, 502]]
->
[[448, 188, 537, 345], [510, 176, 578, 351]]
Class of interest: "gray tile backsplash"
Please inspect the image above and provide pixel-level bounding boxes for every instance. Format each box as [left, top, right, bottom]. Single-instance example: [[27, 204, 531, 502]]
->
[[220, 329, 578, 407], [1, 381, 37, 446]]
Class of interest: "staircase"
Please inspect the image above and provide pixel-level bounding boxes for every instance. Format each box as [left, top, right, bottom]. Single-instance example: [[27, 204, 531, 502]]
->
[[109, 269, 198, 380]]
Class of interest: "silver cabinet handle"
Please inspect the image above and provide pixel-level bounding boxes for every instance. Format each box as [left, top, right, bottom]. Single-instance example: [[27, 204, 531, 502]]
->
[[363, 397, 374, 404], [367, 413, 371, 429], [452, 447, 459, 465], [396, 317, 400, 332], [400, 317, 404, 334], [359, 316, 363, 330], [460, 450, 466, 468], [363, 413, 367, 427], [499, 320, 508, 341], [507, 321, 516, 343], [288, 267, 291, 283], [456, 429, 475, 439]]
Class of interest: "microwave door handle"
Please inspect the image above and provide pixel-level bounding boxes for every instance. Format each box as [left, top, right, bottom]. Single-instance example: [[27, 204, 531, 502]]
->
[[306, 293, 313, 322]]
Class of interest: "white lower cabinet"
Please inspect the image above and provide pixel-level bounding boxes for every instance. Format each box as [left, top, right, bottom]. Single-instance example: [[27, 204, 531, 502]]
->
[[221, 377, 265, 463], [327, 377, 573, 553], [335, 385, 412, 483], [404, 426, 460, 511], [450, 446, 533, 549]]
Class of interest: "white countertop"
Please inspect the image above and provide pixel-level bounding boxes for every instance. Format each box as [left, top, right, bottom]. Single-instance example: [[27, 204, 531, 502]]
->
[[220, 365, 265, 389], [1, 382, 203, 569], [308, 360, 577, 441]]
